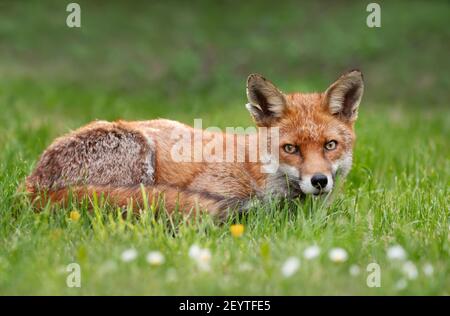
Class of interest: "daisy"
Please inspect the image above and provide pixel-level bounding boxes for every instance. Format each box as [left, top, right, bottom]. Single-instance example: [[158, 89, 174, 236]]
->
[[239, 262, 253, 272], [422, 263, 434, 276], [188, 244, 201, 259], [281, 257, 300, 277], [349, 264, 361, 276], [387, 245, 407, 261], [188, 244, 212, 271], [197, 248, 212, 271], [121, 248, 138, 262], [303, 245, 320, 260], [146, 251, 165, 266], [99, 260, 118, 276], [166, 268, 178, 282], [329, 248, 348, 263], [402, 261, 418, 280], [395, 278, 408, 290]]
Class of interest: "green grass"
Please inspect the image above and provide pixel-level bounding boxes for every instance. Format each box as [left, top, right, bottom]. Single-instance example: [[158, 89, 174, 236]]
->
[[0, 0, 449, 295]]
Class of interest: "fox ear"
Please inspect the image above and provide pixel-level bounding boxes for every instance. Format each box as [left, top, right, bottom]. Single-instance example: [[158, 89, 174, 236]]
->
[[246, 74, 286, 126], [324, 70, 364, 122]]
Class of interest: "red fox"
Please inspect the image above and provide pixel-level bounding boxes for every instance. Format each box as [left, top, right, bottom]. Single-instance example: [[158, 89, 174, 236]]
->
[[25, 70, 364, 217]]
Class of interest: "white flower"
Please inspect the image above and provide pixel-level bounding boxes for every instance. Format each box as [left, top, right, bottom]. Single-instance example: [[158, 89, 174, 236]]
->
[[99, 260, 117, 275], [198, 248, 211, 263], [281, 257, 300, 277], [56, 265, 67, 275], [121, 248, 138, 262], [329, 248, 348, 262], [188, 244, 212, 271], [188, 244, 201, 259], [197, 248, 212, 271], [402, 261, 418, 280], [349, 264, 361, 276], [395, 278, 408, 290], [387, 245, 407, 261], [146, 251, 165, 266], [166, 268, 177, 282], [239, 262, 253, 272], [422, 263, 434, 276], [303, 245, 320, 260]]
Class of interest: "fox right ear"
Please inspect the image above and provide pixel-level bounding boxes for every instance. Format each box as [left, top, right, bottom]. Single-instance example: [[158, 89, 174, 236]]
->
[[323, 70, 364, 122], [246, 74, 286, 126]]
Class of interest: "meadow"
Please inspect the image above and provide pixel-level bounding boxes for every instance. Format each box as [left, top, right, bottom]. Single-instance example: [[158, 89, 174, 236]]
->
[[0, 0, 448, 295]]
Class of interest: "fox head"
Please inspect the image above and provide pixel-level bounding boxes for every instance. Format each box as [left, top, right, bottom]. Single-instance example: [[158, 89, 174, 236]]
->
[[246, 70, 364, 196]]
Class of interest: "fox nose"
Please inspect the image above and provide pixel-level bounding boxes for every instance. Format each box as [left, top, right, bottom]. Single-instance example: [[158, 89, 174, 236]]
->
[[311, 173, 328, 189]]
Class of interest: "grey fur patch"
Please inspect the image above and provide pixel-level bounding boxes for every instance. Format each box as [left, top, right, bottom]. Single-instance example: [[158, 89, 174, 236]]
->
[[27, 122, 156, 190]]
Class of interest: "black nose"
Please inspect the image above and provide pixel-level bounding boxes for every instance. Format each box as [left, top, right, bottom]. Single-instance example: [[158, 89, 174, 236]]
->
[[311, 173, 328, 189]]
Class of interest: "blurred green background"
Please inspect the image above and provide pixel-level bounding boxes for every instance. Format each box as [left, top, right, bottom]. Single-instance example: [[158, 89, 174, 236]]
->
[[0, 0, 448, 117], [1, 0, 448, 174]]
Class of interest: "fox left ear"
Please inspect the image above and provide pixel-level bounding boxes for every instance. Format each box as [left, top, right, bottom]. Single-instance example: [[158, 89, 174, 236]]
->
[[323, 70, 364, 122], [246, 74, 286, 126]]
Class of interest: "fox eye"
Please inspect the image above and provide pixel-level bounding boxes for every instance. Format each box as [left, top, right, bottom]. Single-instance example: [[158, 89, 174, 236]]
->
[[283, 144, 298, 154], [324, 140, 338, 151]]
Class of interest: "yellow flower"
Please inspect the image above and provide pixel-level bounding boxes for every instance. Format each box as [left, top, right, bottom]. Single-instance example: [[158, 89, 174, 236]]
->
[[230, 224, 244, 238], [70, 210, 81, 222]]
